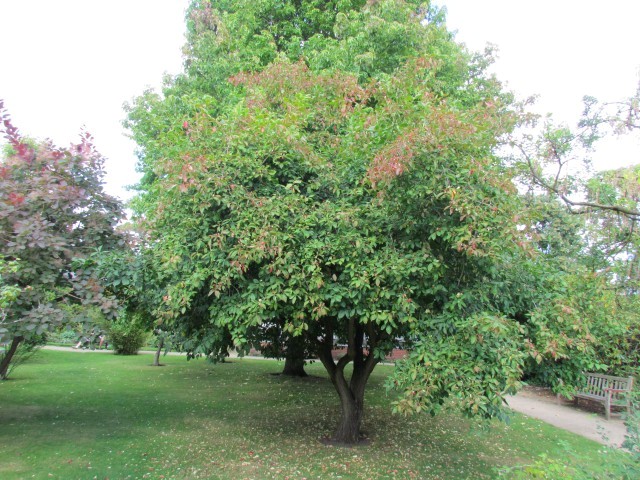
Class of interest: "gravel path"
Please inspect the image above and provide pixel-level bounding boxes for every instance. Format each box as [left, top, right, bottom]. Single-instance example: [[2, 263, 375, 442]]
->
[[506, 386, 628, 447]]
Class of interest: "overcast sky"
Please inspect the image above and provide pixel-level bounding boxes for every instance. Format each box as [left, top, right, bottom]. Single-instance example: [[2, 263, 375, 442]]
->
[[1, 0, 638, 201]]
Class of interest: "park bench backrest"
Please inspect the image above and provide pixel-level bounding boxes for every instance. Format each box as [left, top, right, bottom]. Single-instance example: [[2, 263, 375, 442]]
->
[[580, 373, 633, 400]]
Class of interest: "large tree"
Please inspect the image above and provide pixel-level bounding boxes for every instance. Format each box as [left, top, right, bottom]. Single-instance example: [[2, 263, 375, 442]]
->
[[126, 0, 540, 444], [0, 101, 124, 378]]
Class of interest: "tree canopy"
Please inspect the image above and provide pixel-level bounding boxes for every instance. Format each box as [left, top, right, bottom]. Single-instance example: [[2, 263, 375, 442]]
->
[[124, 0, 633, 444], [0, 100, 124, 378]]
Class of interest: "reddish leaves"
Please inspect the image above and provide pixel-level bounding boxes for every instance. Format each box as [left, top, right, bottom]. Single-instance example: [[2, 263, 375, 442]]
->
[[230, 60, 373, 122], [0, 100, 125, 342], [7, 192, 25, 206]]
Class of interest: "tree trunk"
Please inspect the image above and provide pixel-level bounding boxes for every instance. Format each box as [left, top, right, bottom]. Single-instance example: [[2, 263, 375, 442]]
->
[[282, 353, 307, 376], [0, 335, 24, 380], [153, 337, 165, 366], [316, 320, 379, 445], [332, 378, 366, 444], [282, 336, 307, 376]]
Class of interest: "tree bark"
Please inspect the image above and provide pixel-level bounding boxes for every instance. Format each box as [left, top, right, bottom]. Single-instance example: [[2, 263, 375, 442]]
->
[[153, 336, 164, 367], [282, 336, 307, 377], [316, 319, 379, 445], [282, 353, 307, 376], [331, 374, 366, 444], [0, 335, 24, 380]]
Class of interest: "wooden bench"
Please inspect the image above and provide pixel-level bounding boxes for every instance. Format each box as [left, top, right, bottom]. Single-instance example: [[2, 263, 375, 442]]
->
[[561, 373, 634, 420]]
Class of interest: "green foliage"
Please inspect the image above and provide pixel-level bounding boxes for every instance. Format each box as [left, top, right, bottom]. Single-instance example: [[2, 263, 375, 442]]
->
[[0, 259, 21, 310], [55, 329, 79, 345], [107, 314, 148, 355], [497, 453, 578, 479], [510, 86, 640, 385], [46, 325, 82, 346], [525, 194, 584, 259], [505, 188, 640, 384], [124, 0, 632, 444], [497, 439, 639, 479], [523, 269, 616, 391], [390, 313, 526, 419], [136, 47, 524, 409], [623, 385, 640, 464], [585, 166, 640, 289]]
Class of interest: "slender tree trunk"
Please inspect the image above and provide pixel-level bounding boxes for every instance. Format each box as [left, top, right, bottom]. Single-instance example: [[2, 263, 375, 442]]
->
[[0, 335, 24, 380], [331, 373, 366, 444], [282, 336, 307, 377], [316, 320, 379, 445], [153, 336, 164, 367]]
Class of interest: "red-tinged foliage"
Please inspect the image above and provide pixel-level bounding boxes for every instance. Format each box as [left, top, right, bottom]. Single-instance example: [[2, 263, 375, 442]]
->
[[0, 100, 125, 378], [130, 48, 527, 442], [126, 0, 551, 445]]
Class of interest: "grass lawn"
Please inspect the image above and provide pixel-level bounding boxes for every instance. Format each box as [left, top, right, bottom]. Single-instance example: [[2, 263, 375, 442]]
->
[[0, 349, 628, 479]]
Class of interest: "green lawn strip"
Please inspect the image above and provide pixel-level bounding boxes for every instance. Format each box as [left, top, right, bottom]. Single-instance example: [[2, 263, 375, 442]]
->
[[0, 350, 626, 479]]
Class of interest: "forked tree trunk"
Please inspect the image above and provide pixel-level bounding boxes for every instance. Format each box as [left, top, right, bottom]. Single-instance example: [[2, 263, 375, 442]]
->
[[282, 336, 307, 377], [0, 335, 24, 380], [332, 373, 367, 443], [317, 320, 379, 445], [153, 336, 165, 367]]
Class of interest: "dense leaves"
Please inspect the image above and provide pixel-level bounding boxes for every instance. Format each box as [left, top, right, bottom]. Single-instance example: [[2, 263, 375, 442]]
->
[[124, 0, 639, 445], [124, 0, 537, 444], [0, 100, 124, 377], [107, 312, 148, 355]]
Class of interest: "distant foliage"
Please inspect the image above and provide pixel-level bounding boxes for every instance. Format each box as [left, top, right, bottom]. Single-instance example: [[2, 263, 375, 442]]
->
[[107, 314, 148, 355]]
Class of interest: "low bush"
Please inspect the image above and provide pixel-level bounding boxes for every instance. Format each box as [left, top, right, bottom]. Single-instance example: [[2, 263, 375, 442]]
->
[[107, 316, 147, 355], [47, 328, 79, 345]]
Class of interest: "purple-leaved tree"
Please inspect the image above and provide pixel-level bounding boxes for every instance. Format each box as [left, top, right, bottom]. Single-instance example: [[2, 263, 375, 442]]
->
[[0, 100, 124, 378]]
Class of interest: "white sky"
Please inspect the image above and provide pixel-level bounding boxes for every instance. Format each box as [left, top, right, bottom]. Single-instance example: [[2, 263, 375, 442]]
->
[[1, 0, 639, 201]]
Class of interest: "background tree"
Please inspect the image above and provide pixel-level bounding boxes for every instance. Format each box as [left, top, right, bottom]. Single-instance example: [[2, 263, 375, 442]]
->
[[488, 188, 639, 392], [514, 78, 640, 220], [86, 236, 235, 363], [512, 79, 640, 378], [504, 73, 640, 386], [0, 100, 124, 378], [85, 244, 162, 360], [250, 323, 312, 377], [582, 166, 640, 289]]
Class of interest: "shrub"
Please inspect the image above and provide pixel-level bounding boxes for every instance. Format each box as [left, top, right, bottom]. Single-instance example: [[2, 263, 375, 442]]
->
[[60, 329, 78, 344], [107, 316, 147, 355], [48, 328, 80, 345]]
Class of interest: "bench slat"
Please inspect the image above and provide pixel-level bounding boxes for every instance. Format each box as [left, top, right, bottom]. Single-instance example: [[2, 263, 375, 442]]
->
[[565, 373, 634, 421]]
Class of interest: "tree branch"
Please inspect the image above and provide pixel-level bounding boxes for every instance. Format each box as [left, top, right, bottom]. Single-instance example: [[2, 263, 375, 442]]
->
[[557, 193, 640, 219], [519, 143, 640, 220]]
